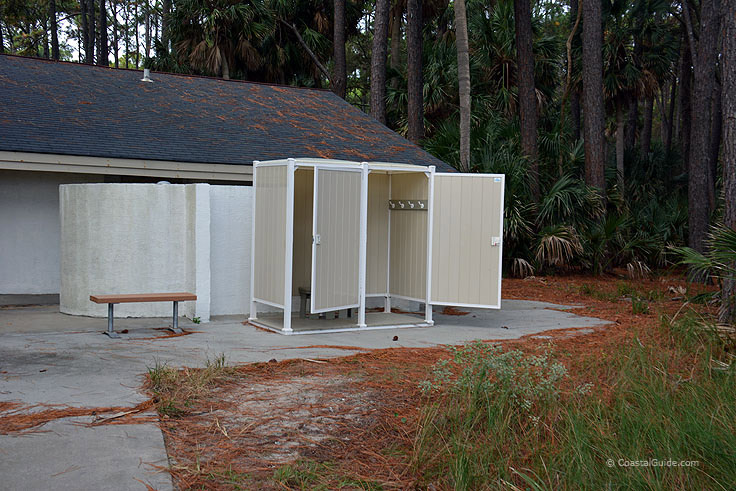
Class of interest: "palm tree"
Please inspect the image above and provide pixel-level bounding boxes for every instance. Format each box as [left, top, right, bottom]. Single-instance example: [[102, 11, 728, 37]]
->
[[603, 18, 641, 194], [406, 0, 423, 143], [454, 0, 470, 171], [514, 0, 538, 199], [169, 0, 272, 79], [582, 0, 606, 193], [371, 0, 390, 124]]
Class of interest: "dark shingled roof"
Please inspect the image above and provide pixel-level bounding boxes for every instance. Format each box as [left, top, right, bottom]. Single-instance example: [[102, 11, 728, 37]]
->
[[0, 55, 451, 170]]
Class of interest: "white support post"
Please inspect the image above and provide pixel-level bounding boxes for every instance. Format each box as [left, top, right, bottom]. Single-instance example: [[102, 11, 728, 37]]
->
[[384, 172, 392, 313], [283, 158, 296, 332], [357, 162, 370, 328], [424, 166, 436, 325], [248, 161, 259, 321]]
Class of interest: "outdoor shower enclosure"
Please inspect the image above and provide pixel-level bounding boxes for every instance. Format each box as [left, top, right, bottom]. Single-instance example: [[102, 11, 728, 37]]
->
[[249, 158, 505, 334]]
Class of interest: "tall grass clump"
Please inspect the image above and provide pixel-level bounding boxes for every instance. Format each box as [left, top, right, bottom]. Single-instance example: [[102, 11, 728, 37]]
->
[[413, 327, 736, 490], [147, 354, 232, 417]]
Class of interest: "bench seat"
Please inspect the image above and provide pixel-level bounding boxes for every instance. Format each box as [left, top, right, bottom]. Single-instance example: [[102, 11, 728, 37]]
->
[[90, 293, 197, 304], [90, 292, 197, 338]]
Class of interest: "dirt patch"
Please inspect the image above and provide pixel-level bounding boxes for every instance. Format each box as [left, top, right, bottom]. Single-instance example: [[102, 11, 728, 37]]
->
[[165, 374, 381, 471], [158, 354, 434, 488]]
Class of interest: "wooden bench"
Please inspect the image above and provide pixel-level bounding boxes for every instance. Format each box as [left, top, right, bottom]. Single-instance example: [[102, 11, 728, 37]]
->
[[297, 287, 353, 320], [90, 292, 197, 338]]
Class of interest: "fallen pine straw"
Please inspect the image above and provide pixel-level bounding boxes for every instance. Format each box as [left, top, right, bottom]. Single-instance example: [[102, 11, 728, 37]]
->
[[0, 399, 156, 434], [145, 274, 724, 489], [271, 344, 370, 352], [138, 330, 200, 340]]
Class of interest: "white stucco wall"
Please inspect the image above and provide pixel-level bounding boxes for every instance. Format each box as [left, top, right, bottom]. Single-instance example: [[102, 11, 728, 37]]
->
[[0, 170, 101, 294], [59, 183, 255, 319], [60, 183, 210, 318], [209, 185, 253, 316]]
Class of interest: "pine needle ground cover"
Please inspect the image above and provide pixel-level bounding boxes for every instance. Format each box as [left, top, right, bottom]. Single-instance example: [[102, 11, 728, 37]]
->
[[146, 275, 735, 490]]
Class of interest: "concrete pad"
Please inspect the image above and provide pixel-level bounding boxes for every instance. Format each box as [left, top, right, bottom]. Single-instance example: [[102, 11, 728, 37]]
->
[[0, 299, 609, 490], [0, 417, 171, 491]]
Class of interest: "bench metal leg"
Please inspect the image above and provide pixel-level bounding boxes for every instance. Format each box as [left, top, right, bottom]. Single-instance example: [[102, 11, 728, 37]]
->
[[299, 294, 307, 318], [172, 301, 183, 334], [104, 303, 120, 338]]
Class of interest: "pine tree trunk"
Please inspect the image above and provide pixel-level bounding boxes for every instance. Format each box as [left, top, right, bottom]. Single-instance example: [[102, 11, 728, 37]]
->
[[722, 0, 736, 324], [42, 19, 49, 58], [665, 78, 676, 153], [641, 96, 653, 155], [625, 98, 637, 151], [125, 2, 130, 68], [113, 2, 119, 68], [88, 0, 96, 63], [582, 0, 606, 193], [685, 0, 720, 254], [0, 2, 5, 54], [162, 0, 171, 53], [80, 0, 90, 62], [221, 53, 230, 79], [98, 0, 107, 66], [332, 0, 347, 98], [678, 34, 691, 175], [571, 92, 581, 142], [389, 2, 402, 90], [135, 1, 139, 68], [616, 101, 625, 192], [371, 0, 390, 124], [145, 0, 151, 60], [709, 80, 722, 211], [515, 0, 538, 198], [50, 0, 59, 60], [569, 0, 581, 142], [456, 0, 471, 172], [406, 0, 423, 143]]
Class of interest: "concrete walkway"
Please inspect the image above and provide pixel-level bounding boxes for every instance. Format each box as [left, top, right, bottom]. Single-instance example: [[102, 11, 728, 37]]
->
[[0, 301, 608, 490]]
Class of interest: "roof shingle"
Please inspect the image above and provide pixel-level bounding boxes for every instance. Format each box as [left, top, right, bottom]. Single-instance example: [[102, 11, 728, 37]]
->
[[0, 55, 451, 170]]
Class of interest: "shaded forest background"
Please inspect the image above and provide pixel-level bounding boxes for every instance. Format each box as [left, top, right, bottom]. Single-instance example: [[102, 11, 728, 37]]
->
[[1, 0, 734, 321]]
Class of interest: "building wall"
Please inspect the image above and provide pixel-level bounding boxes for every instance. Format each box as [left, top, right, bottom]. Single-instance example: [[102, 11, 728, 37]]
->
[[0, 170, 102, 294], [209, 185, 253, 315], [60, 183, 203, 318]]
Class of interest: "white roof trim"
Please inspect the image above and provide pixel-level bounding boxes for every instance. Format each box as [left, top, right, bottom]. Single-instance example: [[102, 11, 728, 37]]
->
[[257, 157, 430, 173], [0, 151, 253, 182]]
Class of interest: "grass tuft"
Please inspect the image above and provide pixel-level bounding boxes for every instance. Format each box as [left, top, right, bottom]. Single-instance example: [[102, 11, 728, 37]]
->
[[146, 354, 232, 418]]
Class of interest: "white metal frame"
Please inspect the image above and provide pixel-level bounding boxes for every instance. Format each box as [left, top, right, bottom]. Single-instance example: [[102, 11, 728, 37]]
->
[[248, 158, 504, 335], [424, 166, 436, 325], [357, 162, 370, 328]]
